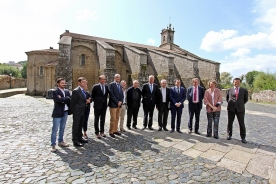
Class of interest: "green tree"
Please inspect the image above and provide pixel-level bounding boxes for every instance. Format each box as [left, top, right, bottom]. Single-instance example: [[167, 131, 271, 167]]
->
[[253, 72, 276, 91], [21, 62, 27, 79], [220, 72, 233, 89], [0, 63, 21, 78], [245, 70, 261, 86]]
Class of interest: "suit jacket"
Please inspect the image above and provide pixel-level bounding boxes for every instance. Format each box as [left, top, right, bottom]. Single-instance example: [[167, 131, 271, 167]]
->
[[85, 91, 92, 108], [204, 88, 222, 113], [70, 86, 87, 116], [52, 88, 71, 118], [141, 83, 158, 105], [108, 82, 124, 108], [91, 83, 109, 110], [169, 86, 186, 109], [226, 87, 248, 112], [156, 87, 170, 109], [126, 86, 142, 108], [187, 86, 204, 110]]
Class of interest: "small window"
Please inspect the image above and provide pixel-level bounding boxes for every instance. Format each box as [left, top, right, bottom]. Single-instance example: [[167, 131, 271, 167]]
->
[[81, 54, 85, 66], [39, 66, 43, 76], [163, 36, 165, 42]]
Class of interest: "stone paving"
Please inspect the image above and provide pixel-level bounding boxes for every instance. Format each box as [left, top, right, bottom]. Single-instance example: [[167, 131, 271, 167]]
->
[[0, 94, 275, 183]]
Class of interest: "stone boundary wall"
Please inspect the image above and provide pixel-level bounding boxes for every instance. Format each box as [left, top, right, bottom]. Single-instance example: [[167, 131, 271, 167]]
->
[[0, 75, 26, 90], [252, 90, 276, 103]]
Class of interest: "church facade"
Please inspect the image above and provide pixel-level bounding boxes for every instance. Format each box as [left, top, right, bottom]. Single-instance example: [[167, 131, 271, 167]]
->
[[25, 24, 220, 96]]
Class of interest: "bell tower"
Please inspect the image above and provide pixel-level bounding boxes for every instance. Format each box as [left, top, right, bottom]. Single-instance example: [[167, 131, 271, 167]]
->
[[160, 24, 175, 46]]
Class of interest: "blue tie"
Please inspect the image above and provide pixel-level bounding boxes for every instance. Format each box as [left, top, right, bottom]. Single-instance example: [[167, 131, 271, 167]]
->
[[81, 90, 86, 98], [117, 84, 120, 93], [150, 84, 153, 93]]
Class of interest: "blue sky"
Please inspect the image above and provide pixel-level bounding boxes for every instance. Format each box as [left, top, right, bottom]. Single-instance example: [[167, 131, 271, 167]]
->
[[1, 0, 276, 78]]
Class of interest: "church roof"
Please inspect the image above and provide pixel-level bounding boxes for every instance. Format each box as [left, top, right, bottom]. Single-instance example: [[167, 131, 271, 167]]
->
[[60, 31, 218, 64], [25, 48, 59, 55]]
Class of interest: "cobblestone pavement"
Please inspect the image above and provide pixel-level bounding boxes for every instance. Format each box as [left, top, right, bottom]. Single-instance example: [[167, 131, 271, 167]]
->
[[0, 94, 275, 183]]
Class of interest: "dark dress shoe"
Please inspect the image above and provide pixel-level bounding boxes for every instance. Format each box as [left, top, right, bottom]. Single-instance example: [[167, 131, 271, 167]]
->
[[96, 134, 101, 139], [170, 129, 174, 133], [132, 126, 138, 129], [79, 138, 88, 143], [109, 133, 115, 138], [242, 139, 247, 143], [227, 136, 231, 140], [114, 132, 121, 135], [214, 136, 219, 139], [158, 127, 162, 131], [127, 126, 131, 130], [142, 127, 146, 130], [148, 127, 154, 130], [177, 130, 183, 134], [163, 127, 169, 131], [73, 142, 83, 147], [206, 134, 211, 137], [188, 130, 192, 134], [195, 131, 201, 135]]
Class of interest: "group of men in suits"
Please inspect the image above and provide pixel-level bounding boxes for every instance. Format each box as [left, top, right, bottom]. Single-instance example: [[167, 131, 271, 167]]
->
[[50, 75, 249, 152]]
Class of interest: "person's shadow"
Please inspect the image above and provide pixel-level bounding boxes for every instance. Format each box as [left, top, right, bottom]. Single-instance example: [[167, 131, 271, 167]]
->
[[55, 132, 159, 172], [55, 138, 118, 172]]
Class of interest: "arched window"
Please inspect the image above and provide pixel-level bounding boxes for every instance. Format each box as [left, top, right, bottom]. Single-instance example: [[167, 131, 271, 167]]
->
[[163, 36, 166, 42], [81, 54, 85, 66]]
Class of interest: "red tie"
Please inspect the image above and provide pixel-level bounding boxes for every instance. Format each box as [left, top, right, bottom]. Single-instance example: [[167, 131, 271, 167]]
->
[[194, 87, 197, 102], [235, 88, 239, 99]]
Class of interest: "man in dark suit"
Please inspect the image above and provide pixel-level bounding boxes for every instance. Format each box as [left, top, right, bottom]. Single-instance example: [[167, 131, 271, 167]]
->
[[142, 75, 158, 130], [126, 80, 141, 130], [187, 78, 204, 134], [91, 75, 109, 139], [108, 74, 124, 138], [226, 78, 248, 143], [169, 79, 186, 133], [156, 79, 170, 131], [50, 78, 71, 152], [70, 77, 89, 147]]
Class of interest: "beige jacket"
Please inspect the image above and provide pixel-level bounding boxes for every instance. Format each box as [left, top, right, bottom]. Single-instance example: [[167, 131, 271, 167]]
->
[[204, 88, 222, 113]]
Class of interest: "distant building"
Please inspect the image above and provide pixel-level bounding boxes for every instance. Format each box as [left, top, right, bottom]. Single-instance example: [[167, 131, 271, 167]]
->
[[25, 24, 220, 96]]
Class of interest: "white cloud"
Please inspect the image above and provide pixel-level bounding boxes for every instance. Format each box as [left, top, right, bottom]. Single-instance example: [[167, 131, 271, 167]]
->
[[200, 30, 237, 52], [201, 0, 276, 76], [220, 54, 276, 77], [200, 30, 269, 52], [76, 9, 97, 21], [230, 48, 251, 58], [201, 3, 276, 52], [147, 38, 155, 45]]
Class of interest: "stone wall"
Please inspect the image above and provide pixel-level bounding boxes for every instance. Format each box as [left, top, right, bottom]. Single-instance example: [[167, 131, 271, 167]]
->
[[252, 90, 276, 103], [114, 48, 130, 85], [70, 44, 98, 90], [123, 45, 148, 86], [198, 60, 217, 88], [56, 36, 73, 90], [0, 75, 26, 90], [26, 52, 58, 96], [147, 49, 174, 86], [96, 41, 116, 84], [171, 53, 196, 88]]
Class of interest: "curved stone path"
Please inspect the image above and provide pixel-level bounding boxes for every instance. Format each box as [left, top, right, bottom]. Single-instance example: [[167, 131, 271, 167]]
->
[[0, 94, 275, 183]]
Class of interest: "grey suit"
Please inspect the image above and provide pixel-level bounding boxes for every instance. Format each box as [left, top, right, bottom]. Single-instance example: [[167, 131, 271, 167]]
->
[[226, 87, 248, 139]]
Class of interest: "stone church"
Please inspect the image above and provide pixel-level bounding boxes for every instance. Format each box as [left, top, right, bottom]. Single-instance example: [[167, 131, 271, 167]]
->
[[25, 24, 220, 96]]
